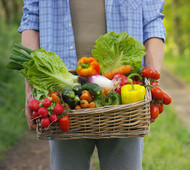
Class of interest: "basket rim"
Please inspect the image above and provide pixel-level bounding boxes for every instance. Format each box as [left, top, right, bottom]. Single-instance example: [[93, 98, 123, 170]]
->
[[67, 99, 150, 115]]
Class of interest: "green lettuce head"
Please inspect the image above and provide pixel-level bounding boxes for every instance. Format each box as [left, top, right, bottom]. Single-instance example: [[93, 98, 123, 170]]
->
[[91, 32, 146, 74]]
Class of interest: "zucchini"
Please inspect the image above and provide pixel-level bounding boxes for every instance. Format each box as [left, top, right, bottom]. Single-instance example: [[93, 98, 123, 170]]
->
[[81, 83, 102, 96], [72, 85, 82, 96]]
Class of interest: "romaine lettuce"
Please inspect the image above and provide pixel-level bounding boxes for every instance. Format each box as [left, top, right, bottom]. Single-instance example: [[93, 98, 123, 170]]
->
[[21, 48, 79, 93]]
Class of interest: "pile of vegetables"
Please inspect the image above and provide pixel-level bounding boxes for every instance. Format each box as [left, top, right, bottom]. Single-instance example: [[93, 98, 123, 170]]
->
[[7, 32, 172, 131]]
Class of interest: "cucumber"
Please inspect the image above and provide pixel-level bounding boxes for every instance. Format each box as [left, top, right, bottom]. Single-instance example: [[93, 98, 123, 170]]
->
[[61, 88, 75, 99], [81, 83, 102, 96]]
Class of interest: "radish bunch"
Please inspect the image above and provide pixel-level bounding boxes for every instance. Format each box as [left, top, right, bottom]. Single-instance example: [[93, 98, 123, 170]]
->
[[28, 97, 67, 129]]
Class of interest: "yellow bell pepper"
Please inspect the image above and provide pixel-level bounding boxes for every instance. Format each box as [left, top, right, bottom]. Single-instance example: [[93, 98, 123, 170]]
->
[[121, 79, 146, 104]]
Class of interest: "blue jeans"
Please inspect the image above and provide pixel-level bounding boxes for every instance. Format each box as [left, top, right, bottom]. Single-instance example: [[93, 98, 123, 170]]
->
[[49, 137, 144, 170]]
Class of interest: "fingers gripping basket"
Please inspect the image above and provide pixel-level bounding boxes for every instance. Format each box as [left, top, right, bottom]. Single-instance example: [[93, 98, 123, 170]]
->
[[36, 78, 151, 140]]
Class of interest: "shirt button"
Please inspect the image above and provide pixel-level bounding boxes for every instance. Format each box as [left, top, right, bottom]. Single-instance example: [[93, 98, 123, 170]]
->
[[70, 46, 74, 50], [69, 23, 72, 27]]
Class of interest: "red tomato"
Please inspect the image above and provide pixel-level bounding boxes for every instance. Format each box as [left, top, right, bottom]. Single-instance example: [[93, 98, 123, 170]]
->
[[156, 102, 164, 114], [151, 86, 165, 99], [59, 115, 70, 131], [163, 93, 172, 105], [133, 74, 143, 81], [142, 67, 156, 78], [152, 70, 160, 80], [150, 105, 159, 119], [112, 74, 129, 94], [133, 80, 144, 85], [48, 91, 59, 97], [151, 81, 159, 87]]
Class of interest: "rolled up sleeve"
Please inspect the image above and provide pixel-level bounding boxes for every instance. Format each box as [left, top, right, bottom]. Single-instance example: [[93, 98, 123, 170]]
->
[[143, 0, 166, 43], [18, 0, 39, 33]]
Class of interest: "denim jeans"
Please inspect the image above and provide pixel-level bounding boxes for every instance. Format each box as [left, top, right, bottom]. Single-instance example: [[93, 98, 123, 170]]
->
[[49, 137, 144, 170]]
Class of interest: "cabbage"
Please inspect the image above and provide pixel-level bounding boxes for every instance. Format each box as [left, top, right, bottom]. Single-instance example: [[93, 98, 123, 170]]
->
[[91, 32, 146, 74]]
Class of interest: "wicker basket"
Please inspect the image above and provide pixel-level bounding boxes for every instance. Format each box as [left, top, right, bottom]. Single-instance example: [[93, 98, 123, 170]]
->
[[36, 78, 151, 140]]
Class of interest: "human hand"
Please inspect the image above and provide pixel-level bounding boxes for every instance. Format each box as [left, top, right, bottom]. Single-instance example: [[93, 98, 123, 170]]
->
[[25, 79, 36, 130]]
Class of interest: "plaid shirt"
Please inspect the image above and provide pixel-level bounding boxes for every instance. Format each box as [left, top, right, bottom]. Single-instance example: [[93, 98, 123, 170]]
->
[[18, 0, 166, 69]]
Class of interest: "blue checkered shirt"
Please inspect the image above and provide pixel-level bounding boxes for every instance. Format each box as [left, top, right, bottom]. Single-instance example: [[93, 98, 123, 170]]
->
[[18, 0, 166, 69]]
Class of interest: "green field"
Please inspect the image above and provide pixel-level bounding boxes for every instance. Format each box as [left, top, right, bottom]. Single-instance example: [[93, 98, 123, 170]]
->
[[164, 53, 190, 85], [143, 106, 190, 170], [0, 23, 27, 159]]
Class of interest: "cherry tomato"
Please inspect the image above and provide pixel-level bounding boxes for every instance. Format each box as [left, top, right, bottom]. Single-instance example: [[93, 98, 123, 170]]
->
[[150, 105, 159, 119], [151, 86, 165, 99], [155, 102, 164, 114], [59, 115, 70, 131], [133, 80, 144, 85], [142, 67, 155, 78], [152, 70, 160, 80], [48, 91, 59, 97], [163, 93, 172, 105], [133, 74, 143, 81], [112, 74, 129, 94], [151, 81, 159, 87]]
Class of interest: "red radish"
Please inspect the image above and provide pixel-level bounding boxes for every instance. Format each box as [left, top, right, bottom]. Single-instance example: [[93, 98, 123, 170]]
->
[[28, 99, 39, 111], [53, 104, 64, 115], [41, 117, 50, 128], [38, 107, 49, 117], [32, 111, 39, 119], [50, 114, 58, 125], [42, 98, 52, 108]]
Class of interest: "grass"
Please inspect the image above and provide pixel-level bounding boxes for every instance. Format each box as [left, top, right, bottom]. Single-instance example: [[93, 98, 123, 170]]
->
[[163, 53, 190, 85], [143, 106, 190, 170], [0, 21, 27, 160]]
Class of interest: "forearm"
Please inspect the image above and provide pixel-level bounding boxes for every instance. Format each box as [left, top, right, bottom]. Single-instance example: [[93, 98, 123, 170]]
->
[[144, 38, 164, 73], [21, 30, 40, 50], [21, 30, 40, 103]]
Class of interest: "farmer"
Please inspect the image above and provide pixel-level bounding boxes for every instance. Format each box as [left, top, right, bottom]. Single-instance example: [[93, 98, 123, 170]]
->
[[19, 0, 166, 170]]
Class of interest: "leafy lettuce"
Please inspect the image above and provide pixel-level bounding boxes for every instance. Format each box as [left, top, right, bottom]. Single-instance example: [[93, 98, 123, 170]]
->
[[21, 48, 79, 93], [91, 32, 146, 74]]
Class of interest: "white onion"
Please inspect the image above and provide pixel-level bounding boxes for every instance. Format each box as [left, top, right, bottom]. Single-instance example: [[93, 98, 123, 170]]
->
[[88, 75, 114, 89]]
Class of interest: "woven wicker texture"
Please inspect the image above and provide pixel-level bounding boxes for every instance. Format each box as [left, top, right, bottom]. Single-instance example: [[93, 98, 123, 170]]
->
[[37, 78, 151, 140]]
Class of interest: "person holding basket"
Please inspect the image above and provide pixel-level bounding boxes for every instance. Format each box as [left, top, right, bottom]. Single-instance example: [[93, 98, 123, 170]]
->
[[18, 0, 166, 170]]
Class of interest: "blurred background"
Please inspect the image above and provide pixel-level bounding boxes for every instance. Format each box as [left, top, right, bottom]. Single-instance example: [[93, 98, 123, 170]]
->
[[0, 1, 190, 170]]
